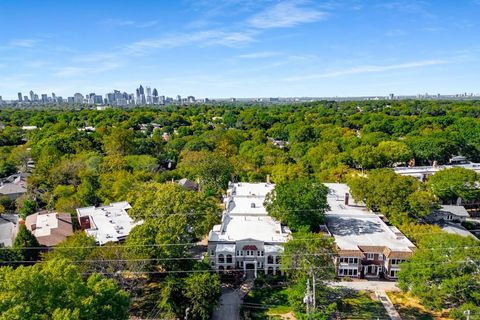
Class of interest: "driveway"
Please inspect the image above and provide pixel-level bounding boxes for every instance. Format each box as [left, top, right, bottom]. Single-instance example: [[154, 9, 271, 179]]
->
[[211, 286, 241, 320], [327, 280, 400, 292]]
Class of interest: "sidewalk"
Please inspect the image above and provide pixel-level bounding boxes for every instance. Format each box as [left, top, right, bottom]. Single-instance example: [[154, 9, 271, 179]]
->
[[375, 290, 402, 320]]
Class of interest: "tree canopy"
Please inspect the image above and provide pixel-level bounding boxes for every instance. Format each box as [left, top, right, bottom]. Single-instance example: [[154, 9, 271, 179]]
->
[[265, 179, 329, 231]]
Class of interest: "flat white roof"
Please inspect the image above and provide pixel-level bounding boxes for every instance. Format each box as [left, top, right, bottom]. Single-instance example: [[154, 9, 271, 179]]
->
[[324, 183, 369, 216], [228, 182, 274, 198], [77, 201, 142, 245], [326, 213, 414, 252], [34, 213, 59, 237], [324, 183, 414, 253], [209, 215, 289, 243]]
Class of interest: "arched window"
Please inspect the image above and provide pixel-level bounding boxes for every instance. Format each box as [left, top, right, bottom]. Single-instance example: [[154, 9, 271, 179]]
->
[[218, 254, 225, 263], [276, 256, 281, 264], [267, 267, 274, 275], [218, 266, 224, 273], [267, 255, 274, 264], [226, 254, 233, 263]]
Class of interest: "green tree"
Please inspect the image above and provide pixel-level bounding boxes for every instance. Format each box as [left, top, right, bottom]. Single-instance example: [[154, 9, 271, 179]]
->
[[177, 150, 233, 194], [427, 167, 480, 202], [128, 182, 221, 239], [0, 258, 130, 320], [13, 223, 41, 262], [184, 272, 221, 320], [398, 233, 480, 311], [281, 228, 336, 282], [265, 179, 329, 231], [347, 169, 421, 224]]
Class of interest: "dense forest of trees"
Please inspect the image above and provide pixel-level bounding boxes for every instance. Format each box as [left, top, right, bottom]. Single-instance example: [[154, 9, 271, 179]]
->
[[0, 99, 479, 319]]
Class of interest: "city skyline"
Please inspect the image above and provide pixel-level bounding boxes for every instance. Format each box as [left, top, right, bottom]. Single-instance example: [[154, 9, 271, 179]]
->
[[1, 0, 480, 99]]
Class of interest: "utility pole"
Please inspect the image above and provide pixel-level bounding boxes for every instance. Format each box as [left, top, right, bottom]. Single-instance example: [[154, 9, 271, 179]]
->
[[303, 278, 311, 318], [464, 309, 470, 320], [312, 273, 316, 311]]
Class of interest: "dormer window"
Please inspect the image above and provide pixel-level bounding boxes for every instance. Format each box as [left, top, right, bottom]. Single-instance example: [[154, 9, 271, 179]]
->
[[251, 203, 256, 208]]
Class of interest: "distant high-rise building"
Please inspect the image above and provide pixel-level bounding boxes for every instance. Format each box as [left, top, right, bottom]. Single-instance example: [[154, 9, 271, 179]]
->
[[33, 94, 39, 101], [73, 93, 84, 104], [187, 96, 195, 103], [41, 94, 48, 103], [146, 86, 152, 104], [30, 90, 34, 101], [139, 85, 144, 95], [52, 93, 56, 101], [0, 96, 3, 104], [389, 93, 395, 100], [23, 96, 29, 102], [93, 95, 103, 104], [67, 97, 74, 104], [152, 88, 158, 97], [176, 95, 181, 103], [18, 92, 23, 102]]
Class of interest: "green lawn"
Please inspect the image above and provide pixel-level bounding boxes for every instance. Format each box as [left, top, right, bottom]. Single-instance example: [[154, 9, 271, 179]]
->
[[336, 290, 389, 319], [387, 292, 452, 320], [242, 277, 293, 320]]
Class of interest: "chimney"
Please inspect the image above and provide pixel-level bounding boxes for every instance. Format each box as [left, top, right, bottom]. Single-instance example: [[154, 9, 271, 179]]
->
[[345, 193, 350, 205]]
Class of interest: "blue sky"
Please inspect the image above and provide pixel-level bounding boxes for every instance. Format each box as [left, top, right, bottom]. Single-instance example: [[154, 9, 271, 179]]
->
[[1, 0, 479, 99]]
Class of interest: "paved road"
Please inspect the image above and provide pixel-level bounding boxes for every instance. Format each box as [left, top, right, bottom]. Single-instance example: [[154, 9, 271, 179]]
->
[[376, 290, 402, 320], [328, 280, 400, 292], [211, 286, 241, 320]]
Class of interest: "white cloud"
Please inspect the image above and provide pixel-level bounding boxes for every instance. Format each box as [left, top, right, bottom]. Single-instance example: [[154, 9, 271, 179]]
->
[[124, 30, 256, 55], [284, 59, 447, 81], [9, 39, 41, 48], [249, 1, 326, 29], [236, 51, 281, 59], [101, 19, 159, 28], [54, 61, 121, 78]]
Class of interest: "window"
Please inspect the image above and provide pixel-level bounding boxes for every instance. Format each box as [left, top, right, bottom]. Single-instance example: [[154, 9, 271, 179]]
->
[[211, 250, 215, 256], [218, 254, 225, 263], [390, 270, 397, 278], [267, 255, 274, 264], [276, 256, 281, 264], [348, 258, 358, 264], [261, 251, 264, 256], [445, 214, 453, 221], [236, 250, 239, 256], [240, 251, 243, 256], [226, 254, 232, 263], [378, 255, 383, 261], [367, 253, 374, 260]]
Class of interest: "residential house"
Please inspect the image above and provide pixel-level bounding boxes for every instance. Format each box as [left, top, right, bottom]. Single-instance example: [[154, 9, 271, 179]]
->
[[0, 172, 28, 200], [208, 182, 291, 278], [25, 211, 73, 247], [423, 205, 476, 238], [0, 214, 19, 247], [76, 201, 142, 245], [324, 183, 416, 280]]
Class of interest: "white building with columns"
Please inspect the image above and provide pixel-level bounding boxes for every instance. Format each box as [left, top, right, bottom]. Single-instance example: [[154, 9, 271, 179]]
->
[[208, 182, 291, 277]]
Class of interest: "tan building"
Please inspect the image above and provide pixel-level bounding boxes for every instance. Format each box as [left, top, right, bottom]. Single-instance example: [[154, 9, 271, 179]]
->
[[324, 183, 416, 280]]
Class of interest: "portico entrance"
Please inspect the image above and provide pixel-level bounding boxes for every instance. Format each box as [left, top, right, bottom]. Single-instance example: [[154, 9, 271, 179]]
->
[[244, 262, 257, 279]]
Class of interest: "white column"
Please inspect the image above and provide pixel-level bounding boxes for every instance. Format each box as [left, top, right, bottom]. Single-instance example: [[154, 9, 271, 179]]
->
[[254, 263, 257, 278]]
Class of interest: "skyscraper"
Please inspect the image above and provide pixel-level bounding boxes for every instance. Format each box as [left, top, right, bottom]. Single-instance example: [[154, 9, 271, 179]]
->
[[146, 86, 152, 104], [41, 94, 48, 103], [30, 90, 34, 101], [152, 88, 158, 104], [73, 93, 84, 104], [18, 92, 23, 102]]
